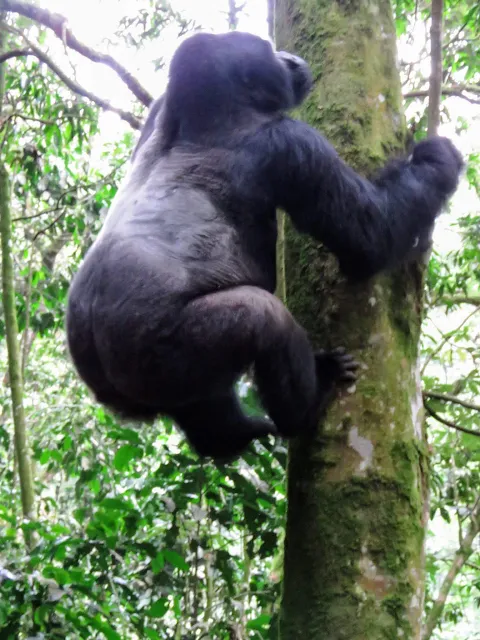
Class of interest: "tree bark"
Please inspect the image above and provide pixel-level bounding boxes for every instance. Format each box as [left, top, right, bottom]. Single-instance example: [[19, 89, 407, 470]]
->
[[276, 1, 429, 638]]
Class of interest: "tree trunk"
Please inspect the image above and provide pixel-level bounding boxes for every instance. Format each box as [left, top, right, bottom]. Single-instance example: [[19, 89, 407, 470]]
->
[[0, 164, 36, 535], [0, 17, 36, 544], [276, 1, 429, 638]]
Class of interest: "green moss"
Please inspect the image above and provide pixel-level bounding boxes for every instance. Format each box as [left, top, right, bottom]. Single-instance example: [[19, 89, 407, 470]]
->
[[279, 0, 404, 172], [282, 455, 424, 637]]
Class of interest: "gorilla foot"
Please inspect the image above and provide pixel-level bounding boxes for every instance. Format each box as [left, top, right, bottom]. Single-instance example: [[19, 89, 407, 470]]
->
[[315, 347, 360, 386]]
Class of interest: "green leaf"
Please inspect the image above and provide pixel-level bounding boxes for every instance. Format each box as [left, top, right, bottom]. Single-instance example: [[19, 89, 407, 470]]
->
[[39, 450, 51, 464], [247, 613, 271, 629], [145, 597, 168, 618], [439, 506, 451, 523], [43, 565, 70, 585], [151, 552, 165, 574], [90, 477, 101, 494], [163, 549, 189, 571], [107, 427, 141, 444], [87, 615, 122, 640], [113, 444, 143, 470], [99, 497, 134, 511], [73, 508, 88, 523], [34, 604, 51, 625]]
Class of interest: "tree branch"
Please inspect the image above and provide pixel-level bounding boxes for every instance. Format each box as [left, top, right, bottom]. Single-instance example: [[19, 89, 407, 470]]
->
[[434, 295, 480, 307], [0, 34, 140, 129], [0, 0, 152, 106], [405, 86, 480, 105], [424, 403, 480, 437], [444, 18, 471, 49], [427, 0, 444, 136], [227, 0, 246, 31], [424, 391, 480, 413], [267, 0, 275, 40], [0, 46, 29, 62], [1, 108, 66, 129], [422, 498, 480, 640]]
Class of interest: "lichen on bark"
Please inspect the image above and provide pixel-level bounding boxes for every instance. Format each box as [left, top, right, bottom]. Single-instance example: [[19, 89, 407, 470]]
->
[[276, 1, 429, 638]]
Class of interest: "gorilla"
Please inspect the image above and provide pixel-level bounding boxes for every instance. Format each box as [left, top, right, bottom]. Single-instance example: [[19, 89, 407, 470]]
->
[[66, 31, 463, 460]]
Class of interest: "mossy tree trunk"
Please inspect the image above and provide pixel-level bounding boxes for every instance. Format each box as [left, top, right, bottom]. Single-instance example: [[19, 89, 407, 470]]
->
[[276, 1, 429, 638]]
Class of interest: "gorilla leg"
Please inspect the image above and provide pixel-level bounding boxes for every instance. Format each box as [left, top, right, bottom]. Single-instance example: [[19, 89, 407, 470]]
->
[[254, 333, 358, 438], [66, 301, 159, 422], [172, 390, 276, 460], [179, 286, 356, 441]]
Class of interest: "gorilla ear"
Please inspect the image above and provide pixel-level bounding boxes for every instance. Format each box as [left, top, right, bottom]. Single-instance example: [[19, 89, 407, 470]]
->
[[276, 52, 313, 108]]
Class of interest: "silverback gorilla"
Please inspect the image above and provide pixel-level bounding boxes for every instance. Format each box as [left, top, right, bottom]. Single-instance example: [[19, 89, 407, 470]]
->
[[66, 31, 463, 460]]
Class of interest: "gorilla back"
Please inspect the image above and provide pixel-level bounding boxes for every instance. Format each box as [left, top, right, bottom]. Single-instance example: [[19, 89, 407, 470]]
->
[[67, 31, 463, 460]]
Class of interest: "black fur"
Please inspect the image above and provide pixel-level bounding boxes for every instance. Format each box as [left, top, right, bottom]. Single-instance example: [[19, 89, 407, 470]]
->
[[66, 32, 463, 460]]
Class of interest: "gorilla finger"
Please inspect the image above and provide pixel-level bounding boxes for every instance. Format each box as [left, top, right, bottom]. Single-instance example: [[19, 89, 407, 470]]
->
[[337, 355, 361, 368], [338, 371, 357, 382], [331, 346, 346, 355]]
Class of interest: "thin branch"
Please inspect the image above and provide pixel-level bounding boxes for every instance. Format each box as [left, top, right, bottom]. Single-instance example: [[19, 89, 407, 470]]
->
[[444, 18, 470, 49], [12, 185, 78, 222], [20, 248, 34, 376], [451, 83, 478, 94], [424, 403, 480, 437], [427, 0, 444, 136], [13, 162, 125, 223], [422, 498, 480, 640], [405, 86, 480, 105], [1, 109, 61, 129], [0, 34, 140, 129], [32, 208, 66, 241], [0, 0, 152, 106], [434, 295, 480, 307], [424, 391, 480, 413], [12, 113, 58, 126]]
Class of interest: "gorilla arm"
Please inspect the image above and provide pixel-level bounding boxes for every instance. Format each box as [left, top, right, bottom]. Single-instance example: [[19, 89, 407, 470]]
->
[[258, 119, 463, 281]]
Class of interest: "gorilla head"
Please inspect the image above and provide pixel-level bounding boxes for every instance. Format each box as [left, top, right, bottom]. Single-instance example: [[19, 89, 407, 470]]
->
[[160, 32, 313, 149]]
